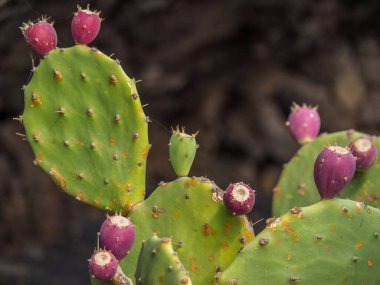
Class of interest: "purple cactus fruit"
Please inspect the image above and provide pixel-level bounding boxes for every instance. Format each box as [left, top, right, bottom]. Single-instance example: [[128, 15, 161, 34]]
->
[[314, 146, 356, 199], [89, 249, 118, 281], [223, 182, 255, 215], [99, 215, 135, 260], [349, 136, 377, 170], [21, 19, 57, 56], [71, 6, 101, 45], [287, 103, 321, 144]]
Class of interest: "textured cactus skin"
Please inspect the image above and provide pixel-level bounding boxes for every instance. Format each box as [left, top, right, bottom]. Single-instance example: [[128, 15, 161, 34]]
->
[[169, 130, 197, 177], [22, 45, 149, 214], [273, 131, 380, 216], [135, 234, 192, 285], [112, 177, 254, 285], [218, 199, 380, 285]]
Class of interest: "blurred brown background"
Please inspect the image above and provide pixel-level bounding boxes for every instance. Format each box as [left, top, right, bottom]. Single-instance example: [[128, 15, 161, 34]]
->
[[1, 0, 380, 284]]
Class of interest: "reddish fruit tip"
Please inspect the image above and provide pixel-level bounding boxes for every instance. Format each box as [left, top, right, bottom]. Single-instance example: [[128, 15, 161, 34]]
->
[[71, 6, 101, 45], [287, 103, 320, 144], [21, 18, 57, 56], [349, 136, 377, 170], [314, 145, 356, 199], [223, 182, 255, 215], [89, 250, 118, 281]]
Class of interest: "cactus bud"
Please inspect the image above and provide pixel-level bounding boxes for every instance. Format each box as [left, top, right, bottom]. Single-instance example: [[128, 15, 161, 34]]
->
[[99, 215, 135, 260], [349, 136, 377, 170], [287, 103, 320, 144], [223, 182, 255, 215], [314, 146, 356, 199], [21, 18, 57, 56], [71, 6, 101, 45], [89, 250, 118, 281], [169, 127, 198, 177]]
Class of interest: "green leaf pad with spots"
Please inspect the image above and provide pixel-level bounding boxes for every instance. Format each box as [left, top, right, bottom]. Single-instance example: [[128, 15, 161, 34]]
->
[[273, 130, 380, 216], [23, 45, 149, 213], [135, 234, 192, 285], [93, 177, 254, 285], [218, 199, 380, 285]]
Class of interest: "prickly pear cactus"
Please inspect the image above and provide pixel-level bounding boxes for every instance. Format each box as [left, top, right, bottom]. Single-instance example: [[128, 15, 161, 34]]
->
[[218, 198, 380, 285], [168, 128, 198, 177], [118, 177, 254, 284], [135, 234, 192, 285], [273, 130, 380, 216], [22, 45, 149, 213]]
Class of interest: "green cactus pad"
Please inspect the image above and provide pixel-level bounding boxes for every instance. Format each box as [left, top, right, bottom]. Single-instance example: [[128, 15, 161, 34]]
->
[[22, 45, 149, 214], [273, 130, 380, 216], [119, 177, 254, 284], [135, 234, 192, 285], [168, 128, 198, 177], [218, 199, 380, 285]]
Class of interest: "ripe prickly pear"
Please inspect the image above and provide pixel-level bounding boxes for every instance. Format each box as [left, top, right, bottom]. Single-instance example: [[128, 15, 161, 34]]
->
[[99, 215, 135, 260], [71, 6, 101, 45], [350, 136, 377, 170], [287, 103, 320, 144], [314, 146, 356, 199], [21, 19, 57, 56], [168, 127, 198, 177], [89, 250, 118, 281], [223, 182, 255, 215]]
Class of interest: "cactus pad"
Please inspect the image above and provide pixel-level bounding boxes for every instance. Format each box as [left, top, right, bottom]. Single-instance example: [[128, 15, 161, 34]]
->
[[135, 234, 192, 285], [273, 131, 380, 216], [118, 177, 254, 284], [168, 128, 198, 177], [22, 45, 149, 213], [218, 198, 380, 285]]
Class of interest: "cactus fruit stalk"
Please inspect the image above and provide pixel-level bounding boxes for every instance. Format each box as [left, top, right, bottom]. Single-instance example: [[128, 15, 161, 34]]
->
[[287, 103, 320, 144], [100, 215, 136, 260], [89, 250, 118, 281], [21, 18, 57, 56], [168, 127, 198, 177], [223, 182, 255, 215], [350, 136, 377, 170], [71, 6, 101, 45], [313, 146, 356, 199]]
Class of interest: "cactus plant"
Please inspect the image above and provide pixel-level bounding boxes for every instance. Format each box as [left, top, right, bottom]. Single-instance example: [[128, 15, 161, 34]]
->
[[19, 7, 380, 285], [22, 45, 149, 214], [217, 198, 380, 285], [273, 131, 380, 216], [135, 234, 192, 285]]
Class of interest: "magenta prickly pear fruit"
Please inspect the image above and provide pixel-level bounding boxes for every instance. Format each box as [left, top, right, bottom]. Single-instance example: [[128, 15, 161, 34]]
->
[[89, 249, 118, 281], [349, 136, 378, 170], [71, 6, 101, 45], [21, 19, 57, 56], [223, 182, 255, 215], [287, 103, 321, 144], [99, 215, 135, 260], [314, 146, 356, 199]]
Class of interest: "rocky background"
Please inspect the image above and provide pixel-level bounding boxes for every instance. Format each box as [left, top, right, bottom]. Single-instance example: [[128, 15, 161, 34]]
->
[[1, 0, 380, 284]]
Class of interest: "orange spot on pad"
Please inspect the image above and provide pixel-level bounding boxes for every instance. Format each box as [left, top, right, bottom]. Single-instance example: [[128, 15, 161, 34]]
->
[[190, 257, 199, 272]]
